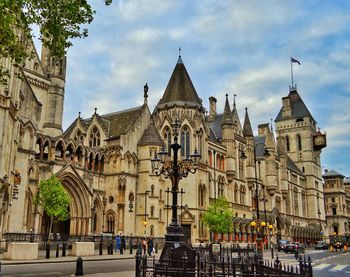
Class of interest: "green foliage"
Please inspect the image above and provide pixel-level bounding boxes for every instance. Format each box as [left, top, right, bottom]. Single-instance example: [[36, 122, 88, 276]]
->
[[34, 176, 70, 232], [0, 0, 112, 74], [203, 197, 234, 234]]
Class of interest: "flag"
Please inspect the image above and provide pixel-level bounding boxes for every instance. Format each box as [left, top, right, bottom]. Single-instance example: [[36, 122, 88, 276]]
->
[[291, 57, 301, 65]]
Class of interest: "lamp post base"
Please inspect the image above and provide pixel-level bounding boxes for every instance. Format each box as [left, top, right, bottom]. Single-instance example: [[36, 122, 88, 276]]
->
[[160, 223, 185, 260]]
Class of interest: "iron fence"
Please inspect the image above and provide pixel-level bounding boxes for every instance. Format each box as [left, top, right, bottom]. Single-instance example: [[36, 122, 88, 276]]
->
[[135, 244, 313, 277]]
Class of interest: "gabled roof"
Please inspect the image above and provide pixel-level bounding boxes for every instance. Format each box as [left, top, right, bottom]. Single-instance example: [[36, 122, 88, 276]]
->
[[209, 114, 223, 142], [275, 89, 316, 123], [101, 106, 144, 139], [286, 156, 304, 176], [156, 56, 202, 110], [138, 123, 165, 147], [322, 170, 345, 179], [254, 136, 267, 157]]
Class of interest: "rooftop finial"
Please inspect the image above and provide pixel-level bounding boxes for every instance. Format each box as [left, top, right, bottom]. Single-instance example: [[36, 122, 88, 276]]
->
[[179, 47, 181, 57], [233, 94, 237, 109], [94, 107, 97, 114], [144, 83, 149, 105], [78, 111, 81, 118], [270, 118, 273, 132]]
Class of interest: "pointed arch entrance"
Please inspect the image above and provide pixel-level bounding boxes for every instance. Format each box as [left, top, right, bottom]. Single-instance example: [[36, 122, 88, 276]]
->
[[56, 171, 93, 235]]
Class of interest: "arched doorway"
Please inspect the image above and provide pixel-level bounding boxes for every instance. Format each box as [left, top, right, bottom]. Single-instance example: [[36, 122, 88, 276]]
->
[[41, 208, 70, 236]]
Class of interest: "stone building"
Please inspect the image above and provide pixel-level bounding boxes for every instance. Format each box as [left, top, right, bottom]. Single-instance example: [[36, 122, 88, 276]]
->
[[0, 41, 327, 244], [323, 170, 350, 237]]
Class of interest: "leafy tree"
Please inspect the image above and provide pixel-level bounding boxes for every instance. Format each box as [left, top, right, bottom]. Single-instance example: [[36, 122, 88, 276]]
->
[[0, 0, 112, 81], [203, 197, 234, 234], [34, 176, 70, 236]]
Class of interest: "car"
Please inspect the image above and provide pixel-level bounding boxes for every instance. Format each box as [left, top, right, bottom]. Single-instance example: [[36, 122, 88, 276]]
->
[[284, 242, 305, 254], [277, 240, 290, 252], [315, 241, 328, 250]]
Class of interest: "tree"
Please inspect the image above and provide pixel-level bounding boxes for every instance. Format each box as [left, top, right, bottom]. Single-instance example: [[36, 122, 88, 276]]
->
[[0, 0, 112, 82], [203, 197, 234, 235], [34, 176, 70, 236]]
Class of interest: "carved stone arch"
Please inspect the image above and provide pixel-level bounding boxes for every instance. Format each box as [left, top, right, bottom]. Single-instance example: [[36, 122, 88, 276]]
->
[[105, 209, 117, 234], [56, 171, 93, 235]]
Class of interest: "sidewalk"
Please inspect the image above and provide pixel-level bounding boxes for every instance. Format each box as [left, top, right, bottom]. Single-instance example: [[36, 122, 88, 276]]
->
[[0, 249, 140, 265]]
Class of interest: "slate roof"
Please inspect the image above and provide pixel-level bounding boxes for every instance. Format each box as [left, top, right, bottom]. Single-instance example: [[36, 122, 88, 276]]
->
[[275, 89, 316, 123], [344, 177, 350, 185], [322, 170, 345, 179], [208, 114, 223, 142], [138, 123, 165, 147], [156, 56, 202, 110], [286, 156, 304, 176], [101, 106, 144, 139]]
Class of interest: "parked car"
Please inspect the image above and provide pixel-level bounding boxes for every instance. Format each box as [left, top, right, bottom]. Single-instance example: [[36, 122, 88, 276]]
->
[[284, 242, 305, 253], [277, 240, 290, 252], [315, 241, 328, 250]]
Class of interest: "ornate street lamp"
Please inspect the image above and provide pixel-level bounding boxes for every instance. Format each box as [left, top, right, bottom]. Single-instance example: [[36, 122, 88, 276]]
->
[[241, 143, 270, 259], [151, 118, 200, 253], [268, 224, 274, 259]]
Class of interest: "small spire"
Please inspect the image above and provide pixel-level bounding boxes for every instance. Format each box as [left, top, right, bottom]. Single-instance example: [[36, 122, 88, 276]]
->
[[94, 107, 97, 114], [78, 111, 81, 118], [243, 107, 254, 137], [177, 47, 183, 64], [221, 93, 233, 126], [144, 83, 148, 105], [270, 118, 273, 132]]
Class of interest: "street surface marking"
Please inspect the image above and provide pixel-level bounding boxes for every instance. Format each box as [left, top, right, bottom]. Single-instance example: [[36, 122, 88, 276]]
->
[[313, 263, 331, 270], [329, 265, 348, 272]]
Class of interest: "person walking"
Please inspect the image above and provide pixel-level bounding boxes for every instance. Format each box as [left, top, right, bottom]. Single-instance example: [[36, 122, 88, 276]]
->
[[121, 235, 126, 251], [115, 234, 121, 252], [147, 236, 154, 256], [142, 237, 147, 255]]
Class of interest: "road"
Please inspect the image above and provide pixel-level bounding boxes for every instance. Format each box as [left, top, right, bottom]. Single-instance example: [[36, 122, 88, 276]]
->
[[2, 249, 350, 276], [1, 259, 135, 277]]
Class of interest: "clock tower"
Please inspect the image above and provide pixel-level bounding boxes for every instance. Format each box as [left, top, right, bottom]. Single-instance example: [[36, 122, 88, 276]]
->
[[275, 86, 326, 223]]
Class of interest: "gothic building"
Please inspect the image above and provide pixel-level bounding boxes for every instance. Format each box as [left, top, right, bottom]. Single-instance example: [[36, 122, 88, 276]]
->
[[0, 41, 327, 245]]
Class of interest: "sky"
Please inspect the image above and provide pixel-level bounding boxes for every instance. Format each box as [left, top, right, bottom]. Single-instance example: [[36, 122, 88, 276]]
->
[[40, 0, 350, 177]]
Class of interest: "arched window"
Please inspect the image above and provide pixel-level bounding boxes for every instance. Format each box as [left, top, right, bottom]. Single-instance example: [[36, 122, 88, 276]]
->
[[151, 184, 154, 196], [89, 126, 101, 147], [55, 141, 64, 160], [150, 225, 154, 236], [150, 206, 155, 217], [234, 184, 238, 203], [286, 136, 290, 152], [106, 213, 115, 233], [74, 129, 84, 142], [118, 184, 126, 203], [159, 189, 162, 200], [240, 185, 245, 205], [208, 151, 212, 166], [159, 209, 162, 221], [163, 127, 171, 155], [180, 126, 190, 157], [297, 134, 302, 151]]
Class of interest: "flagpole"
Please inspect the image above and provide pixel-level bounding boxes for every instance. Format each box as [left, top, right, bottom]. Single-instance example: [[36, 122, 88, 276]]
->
[[290, 58, 294, 87]]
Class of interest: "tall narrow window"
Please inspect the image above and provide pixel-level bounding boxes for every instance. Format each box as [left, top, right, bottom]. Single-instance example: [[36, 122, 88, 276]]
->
[[180, 126, 190, 157], [293, 188, 299, 216], [198, 129, 203, 157], [89, 126, 101, 147], [286, 136, 290, 152], [297, 134, 302, 151], [163, 127, 171, 155]]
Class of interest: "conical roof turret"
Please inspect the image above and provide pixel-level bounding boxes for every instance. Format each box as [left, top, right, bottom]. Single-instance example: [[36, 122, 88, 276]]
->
[[155, 56, 202, 110], [243, 107, 254, 137], [221, 94, 233, 126]]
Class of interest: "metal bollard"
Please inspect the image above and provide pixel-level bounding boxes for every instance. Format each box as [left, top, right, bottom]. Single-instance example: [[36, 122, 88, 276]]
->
[[56, 243, 59, 258], [120, 244, 123, 255], [99, 242, 103, 255], [75, 257, 84, 276], [109, 242, 114, 255], [129, 238, 133, 254], [46, 243, 50, 259], [155, 243, 158, 254], [62, 242, 66, 257]]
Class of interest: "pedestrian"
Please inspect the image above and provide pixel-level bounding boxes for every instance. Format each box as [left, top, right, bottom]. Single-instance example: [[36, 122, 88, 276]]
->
[[147, 236, 154, 256], [115, 234, 121, 252], [121, 234, 126, 251], [142, 237, 147, 255]]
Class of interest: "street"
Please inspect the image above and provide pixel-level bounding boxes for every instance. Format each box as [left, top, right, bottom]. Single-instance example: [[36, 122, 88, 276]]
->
[[1, 259, 135, 277], [2, 249, 350, 276]]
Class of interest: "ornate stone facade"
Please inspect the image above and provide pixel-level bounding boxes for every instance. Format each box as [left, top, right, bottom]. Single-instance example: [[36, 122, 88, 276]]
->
[[0, 43, 327, 244]]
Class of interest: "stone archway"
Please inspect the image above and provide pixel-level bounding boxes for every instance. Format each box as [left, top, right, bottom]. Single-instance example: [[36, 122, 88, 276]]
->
[[56, 170, 93, 235]]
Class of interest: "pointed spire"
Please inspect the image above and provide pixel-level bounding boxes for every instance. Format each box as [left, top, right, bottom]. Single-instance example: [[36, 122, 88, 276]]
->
[[156, 55, 202, 110], [243, 107, 254, 137], [221, 93, 233, 126], [233, 94, 237, 111], [144, 83, 148, 105]]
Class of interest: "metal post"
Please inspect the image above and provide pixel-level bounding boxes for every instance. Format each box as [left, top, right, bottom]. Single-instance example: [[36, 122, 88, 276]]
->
[[129, 237, 133, 254], [135, 248, 142, 277], [75, 257, 84, 276], [56, 243, 59, 258], [62, 242, 66, 257], [45, 243, 50, 259]]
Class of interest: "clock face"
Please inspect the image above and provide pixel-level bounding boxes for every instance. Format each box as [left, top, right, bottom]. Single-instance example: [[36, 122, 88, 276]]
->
[[314, 136, 325, 146]]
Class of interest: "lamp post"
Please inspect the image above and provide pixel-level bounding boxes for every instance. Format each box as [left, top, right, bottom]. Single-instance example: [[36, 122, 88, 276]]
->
[[241, 142, 270, 258], [268, 224, 274, 259], [143, 190, 150, 234], [151, 118, 200, 253]]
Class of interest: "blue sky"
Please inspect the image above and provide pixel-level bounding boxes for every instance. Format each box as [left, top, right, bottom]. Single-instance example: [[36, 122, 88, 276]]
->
[[45, 0, 350, 177]]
